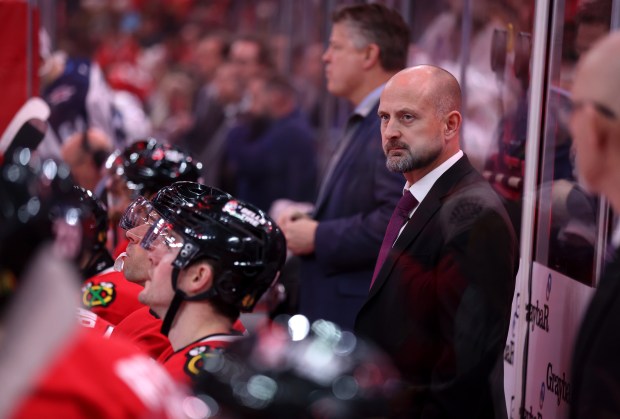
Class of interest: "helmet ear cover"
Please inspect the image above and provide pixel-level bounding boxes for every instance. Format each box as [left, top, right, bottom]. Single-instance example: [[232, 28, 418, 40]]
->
[[172, 239, 200, 272]]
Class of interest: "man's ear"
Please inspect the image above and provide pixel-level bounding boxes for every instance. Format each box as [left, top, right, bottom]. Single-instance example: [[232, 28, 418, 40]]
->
[[444, 111, 462, 139], [180, 262, 214, 296], [362, 43, 380, 70]]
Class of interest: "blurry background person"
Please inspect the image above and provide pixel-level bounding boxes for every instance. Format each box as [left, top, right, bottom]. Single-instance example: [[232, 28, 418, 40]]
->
[[187, 60, 244, 189], [568, 32, 620, 419], [148, 70, 195, 145], [60, 127, 113, 197], [355, 66, 518, 418], [290, 41, 326, 130], [38, 9, 132, 158], [181, 31, 231, 160], [229, 33, 275, 91], [224, 73, 318, 213], [278, 3, 409, 331]]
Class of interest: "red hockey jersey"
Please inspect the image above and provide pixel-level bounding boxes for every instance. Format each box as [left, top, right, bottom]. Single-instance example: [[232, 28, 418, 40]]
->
[[11, 330, 204, 418], [160, 333, 245, 384], [76, 307, 115, 338], [112, 306, 173, 359], [81, 268, 144, 325]]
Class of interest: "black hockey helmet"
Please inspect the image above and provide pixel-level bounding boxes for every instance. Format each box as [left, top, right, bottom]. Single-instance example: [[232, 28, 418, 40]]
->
[[106, 138, 202, 197], [120, 181, 287, 334], [74, 186, 108, 254], [151, 182, 286, 310], [71, 186, 118, 278], [0, 149, 82, 310]]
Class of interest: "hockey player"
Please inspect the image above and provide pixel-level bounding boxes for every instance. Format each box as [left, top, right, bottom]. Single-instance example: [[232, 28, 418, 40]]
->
[[105, 139, 205, 350], [120, 181, 286, 383], [111, 215, 172, 359], [105, 137, 202, 258], [73, 187, 144, 325], [0, 151, 201, 418], [112, 184, 244, 359]]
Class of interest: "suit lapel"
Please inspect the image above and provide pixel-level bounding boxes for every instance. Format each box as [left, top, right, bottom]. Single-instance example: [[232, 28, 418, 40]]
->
[[314, 107, 377, 214], [367, 156, 475, 299]]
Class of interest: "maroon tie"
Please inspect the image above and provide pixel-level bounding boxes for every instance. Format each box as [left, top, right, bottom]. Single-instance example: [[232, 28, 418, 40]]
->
[[370, 192, 418, 289]]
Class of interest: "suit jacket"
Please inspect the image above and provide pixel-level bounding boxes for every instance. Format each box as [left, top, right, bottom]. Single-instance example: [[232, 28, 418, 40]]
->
[[355, 156, 518, 418], [570, 250, 620, 419], [298, 102, 403, 330]]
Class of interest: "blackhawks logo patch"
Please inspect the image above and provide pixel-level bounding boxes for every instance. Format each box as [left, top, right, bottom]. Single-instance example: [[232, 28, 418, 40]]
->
[[82, 281, 116, 308], [184, 345, 225, 377]]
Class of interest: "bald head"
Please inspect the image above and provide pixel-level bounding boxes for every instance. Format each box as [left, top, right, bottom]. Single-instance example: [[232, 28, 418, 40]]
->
[[572, 31, 620, 118], [389, 65, 462, 118], [61, 128, 112, 192], [569, 32, 620, 210]]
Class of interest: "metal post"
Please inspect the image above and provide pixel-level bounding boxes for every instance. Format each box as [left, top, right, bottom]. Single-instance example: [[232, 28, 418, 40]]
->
[[459, 0, 471, 148], [26, 0, 34, 98], [514, 0, 553, 413]]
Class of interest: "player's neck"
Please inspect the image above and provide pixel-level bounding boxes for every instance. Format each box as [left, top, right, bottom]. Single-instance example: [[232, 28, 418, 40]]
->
[[167, 302, 233, 351]]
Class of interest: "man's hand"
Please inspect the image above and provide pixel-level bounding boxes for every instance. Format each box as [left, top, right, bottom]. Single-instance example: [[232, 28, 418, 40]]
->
[[281, 217, 318, 256]]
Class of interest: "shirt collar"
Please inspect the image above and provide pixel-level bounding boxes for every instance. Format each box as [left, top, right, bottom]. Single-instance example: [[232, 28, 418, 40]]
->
[[406, 150, 464, 203], [354, 84, 385, 117]]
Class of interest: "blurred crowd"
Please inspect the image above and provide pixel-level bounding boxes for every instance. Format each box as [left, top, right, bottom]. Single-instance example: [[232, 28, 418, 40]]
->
[[39, 0, 331, 218], [38, 0, 542, 216]]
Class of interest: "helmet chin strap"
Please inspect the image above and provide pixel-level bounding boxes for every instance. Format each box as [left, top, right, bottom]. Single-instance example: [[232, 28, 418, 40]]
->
[[160, 266, 185, 336], [160, 263, 221, 336]]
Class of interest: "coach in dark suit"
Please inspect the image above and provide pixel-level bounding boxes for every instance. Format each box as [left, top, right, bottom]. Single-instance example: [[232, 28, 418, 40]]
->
[[568, 32, 620, 419], [278, 4, 409, 330], [355, 65, 519, 418]]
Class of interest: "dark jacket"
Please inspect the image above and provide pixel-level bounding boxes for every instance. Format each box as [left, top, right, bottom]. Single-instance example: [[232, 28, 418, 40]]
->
[[570, 249, 620, 418], [356, 156, 519, 418], [299, 101, 403, 330]]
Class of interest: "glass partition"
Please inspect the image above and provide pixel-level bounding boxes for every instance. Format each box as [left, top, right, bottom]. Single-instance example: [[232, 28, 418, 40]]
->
[[534, 0, 613, 286]]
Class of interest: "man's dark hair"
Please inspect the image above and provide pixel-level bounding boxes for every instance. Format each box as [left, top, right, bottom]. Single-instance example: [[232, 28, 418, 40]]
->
[[200, 30, 232, 60], [233, 34, 275, 70], [332, 3, 410, 71]]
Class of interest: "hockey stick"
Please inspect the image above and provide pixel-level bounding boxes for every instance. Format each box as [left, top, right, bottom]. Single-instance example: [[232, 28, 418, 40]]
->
[[0, 97, 50, 157]]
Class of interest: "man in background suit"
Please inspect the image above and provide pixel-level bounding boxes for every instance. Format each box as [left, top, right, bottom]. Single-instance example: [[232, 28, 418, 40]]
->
[[355, 65, 518, 418], [568, 32, 620, 419], [278, 3, 410, 330]]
